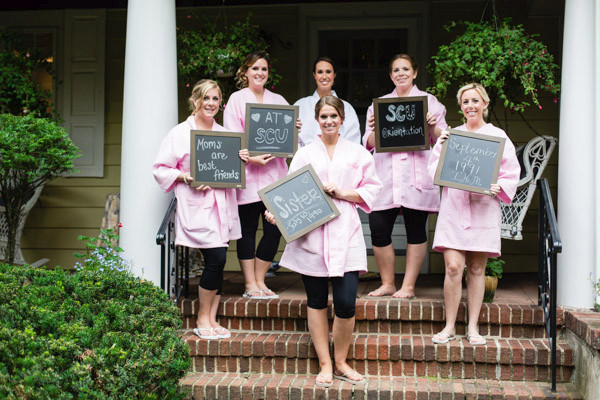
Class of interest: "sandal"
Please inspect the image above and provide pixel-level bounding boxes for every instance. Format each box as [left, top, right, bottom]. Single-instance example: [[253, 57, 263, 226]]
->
[[193, 327, 220, 340], [466, 334, 486, 346], [315, 373, 333, 388], [213, 326, 231, 339], [242, 291, 271, 300], [333, 369, 366, 385], [260, 288, 279, 299], [432, 331, 456, 344], [366, 287, 395, 298]]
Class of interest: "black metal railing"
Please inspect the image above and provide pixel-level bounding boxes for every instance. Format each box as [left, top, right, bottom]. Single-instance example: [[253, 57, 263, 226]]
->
[[537, 178, 562, 392], [156, 197, 190, 302]]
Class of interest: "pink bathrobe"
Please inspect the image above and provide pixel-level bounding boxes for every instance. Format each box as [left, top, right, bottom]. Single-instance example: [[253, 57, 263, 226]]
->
[[279, 135, 383, 277], [152, 116, 241, 248], [363, 85, 448, 212], [223, 87, 289, 205], [427, 123, 520, 257]]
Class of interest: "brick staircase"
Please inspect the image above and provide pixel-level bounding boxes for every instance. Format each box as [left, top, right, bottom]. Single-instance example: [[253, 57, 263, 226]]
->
[[178, 296, 583, 399]]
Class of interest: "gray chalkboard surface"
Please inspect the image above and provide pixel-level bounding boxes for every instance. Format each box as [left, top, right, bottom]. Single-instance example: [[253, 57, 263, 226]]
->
[[434, 129, 505, 194], [244, 103, 299, 158], [374, 96, 429, 152], [259, 164, 340, 243], [189, 130, 246, 189]]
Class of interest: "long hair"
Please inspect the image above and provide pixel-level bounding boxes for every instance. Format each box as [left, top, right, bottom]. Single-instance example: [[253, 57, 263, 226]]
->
[[234, 51, 271, 89]]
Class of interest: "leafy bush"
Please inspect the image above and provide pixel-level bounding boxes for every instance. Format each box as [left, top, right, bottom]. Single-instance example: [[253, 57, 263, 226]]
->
[[0, 232, 190, 399], [177, 13, 282, 101], [0, 113, 79, 264], [486, 257, 504, 279], [428, 19, 560, 135], [0, 31, 53, 118]]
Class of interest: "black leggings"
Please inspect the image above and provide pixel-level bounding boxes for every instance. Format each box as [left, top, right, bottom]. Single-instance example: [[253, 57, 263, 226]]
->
[[198, 247, 227, 295], [369, 206, 429, 247], [236, 201, 281, 261], [301, 272, 359, 319]]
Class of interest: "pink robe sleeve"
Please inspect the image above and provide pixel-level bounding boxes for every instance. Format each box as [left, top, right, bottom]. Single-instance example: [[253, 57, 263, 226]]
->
[[362, 103, 375, 151], [427, 138, 443, 181], [223, 92, 245, 133], [152, 129, 181, 193], [353, 148, 382, 213], [496, 139, 520, 204]]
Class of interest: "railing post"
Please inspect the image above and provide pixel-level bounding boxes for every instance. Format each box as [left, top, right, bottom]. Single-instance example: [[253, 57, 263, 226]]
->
[[537, 178, 561, 393]]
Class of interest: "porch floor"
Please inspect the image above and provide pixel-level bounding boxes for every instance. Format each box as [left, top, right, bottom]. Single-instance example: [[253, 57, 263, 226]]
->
[[190, 272, 539, 305]]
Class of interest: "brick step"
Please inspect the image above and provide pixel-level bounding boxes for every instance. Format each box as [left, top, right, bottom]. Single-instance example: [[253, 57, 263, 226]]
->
[[182, 316, 547, 338], [184, 331, 574, 382], [180, 297, 549, 338], [181, 372, 583, 399]]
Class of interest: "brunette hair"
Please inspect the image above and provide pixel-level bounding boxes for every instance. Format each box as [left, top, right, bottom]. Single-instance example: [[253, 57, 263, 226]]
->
[[188, 79, 222, 114], [313, 56, 336, 73], [388, 53, 418, 73], [314, 95, 345, 121], [234, 51, 271, 89], [457, 82, 490, 119]]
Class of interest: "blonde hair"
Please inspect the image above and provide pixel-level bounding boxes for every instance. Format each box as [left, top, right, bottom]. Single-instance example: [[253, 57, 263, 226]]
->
[[457, 82, 490, 119], [188, 79, 222, 114], [234, 51, 271, 89], [315, 95, 345, 122]]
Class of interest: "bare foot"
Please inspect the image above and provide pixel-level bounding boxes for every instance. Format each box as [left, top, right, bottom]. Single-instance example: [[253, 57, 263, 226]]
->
[[367, 284, 396, 297], [392, 288, 416, 299]]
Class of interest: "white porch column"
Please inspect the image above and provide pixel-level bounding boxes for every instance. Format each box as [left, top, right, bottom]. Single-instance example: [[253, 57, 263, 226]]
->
[[557, 0, 598, 308], [120, 0, 177, 286]]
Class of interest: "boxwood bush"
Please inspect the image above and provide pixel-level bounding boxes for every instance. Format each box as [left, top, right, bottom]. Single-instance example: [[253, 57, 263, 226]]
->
[[0, 234, 190, 399]]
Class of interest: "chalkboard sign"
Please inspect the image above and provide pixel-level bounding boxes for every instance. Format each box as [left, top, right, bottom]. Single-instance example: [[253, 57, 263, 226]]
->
[[434, 129, 505, 194], [189, 130, 246, 189], [258, 164, 340, 243], [373, 96, 429, 152], [244, 103, 299, 158]]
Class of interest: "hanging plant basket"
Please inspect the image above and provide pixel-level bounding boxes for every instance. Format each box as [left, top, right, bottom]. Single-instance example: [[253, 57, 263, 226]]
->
[[427, 18, 560, 136]]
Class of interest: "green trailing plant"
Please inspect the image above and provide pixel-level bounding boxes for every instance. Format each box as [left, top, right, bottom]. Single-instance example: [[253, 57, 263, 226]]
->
[[177, 14, 282, 102], [0, 31, 54, 118], [486, 257, 504, 279], [0, 233, 190, 399], [0, 114, 80, 264], [427, 18, 560, 135]]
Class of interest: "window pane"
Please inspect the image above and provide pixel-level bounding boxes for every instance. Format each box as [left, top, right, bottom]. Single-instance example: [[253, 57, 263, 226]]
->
[[352, 39, 375, 68]]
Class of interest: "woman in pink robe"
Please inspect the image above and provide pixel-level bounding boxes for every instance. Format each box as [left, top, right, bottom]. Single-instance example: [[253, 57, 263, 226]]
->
[[364, 54, 448, 299], [267, 96, 382, 386], [224, 51, 299, 300], [153, 79, 249, 340], [428, 83, 520, 346]]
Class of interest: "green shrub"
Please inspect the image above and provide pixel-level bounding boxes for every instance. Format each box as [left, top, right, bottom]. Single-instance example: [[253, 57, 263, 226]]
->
[[0, 113, 80, 264], [0, 233, 190, 399], [486, 257, 504, 279]]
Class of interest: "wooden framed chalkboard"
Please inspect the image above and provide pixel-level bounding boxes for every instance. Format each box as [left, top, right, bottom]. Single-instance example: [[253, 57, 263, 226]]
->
[[373, 96, 429, 153], [433, 129, 506, 195], [258, 164, 340, 243], [244, 103, 299, 158], [189, 130, 246, 189]]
